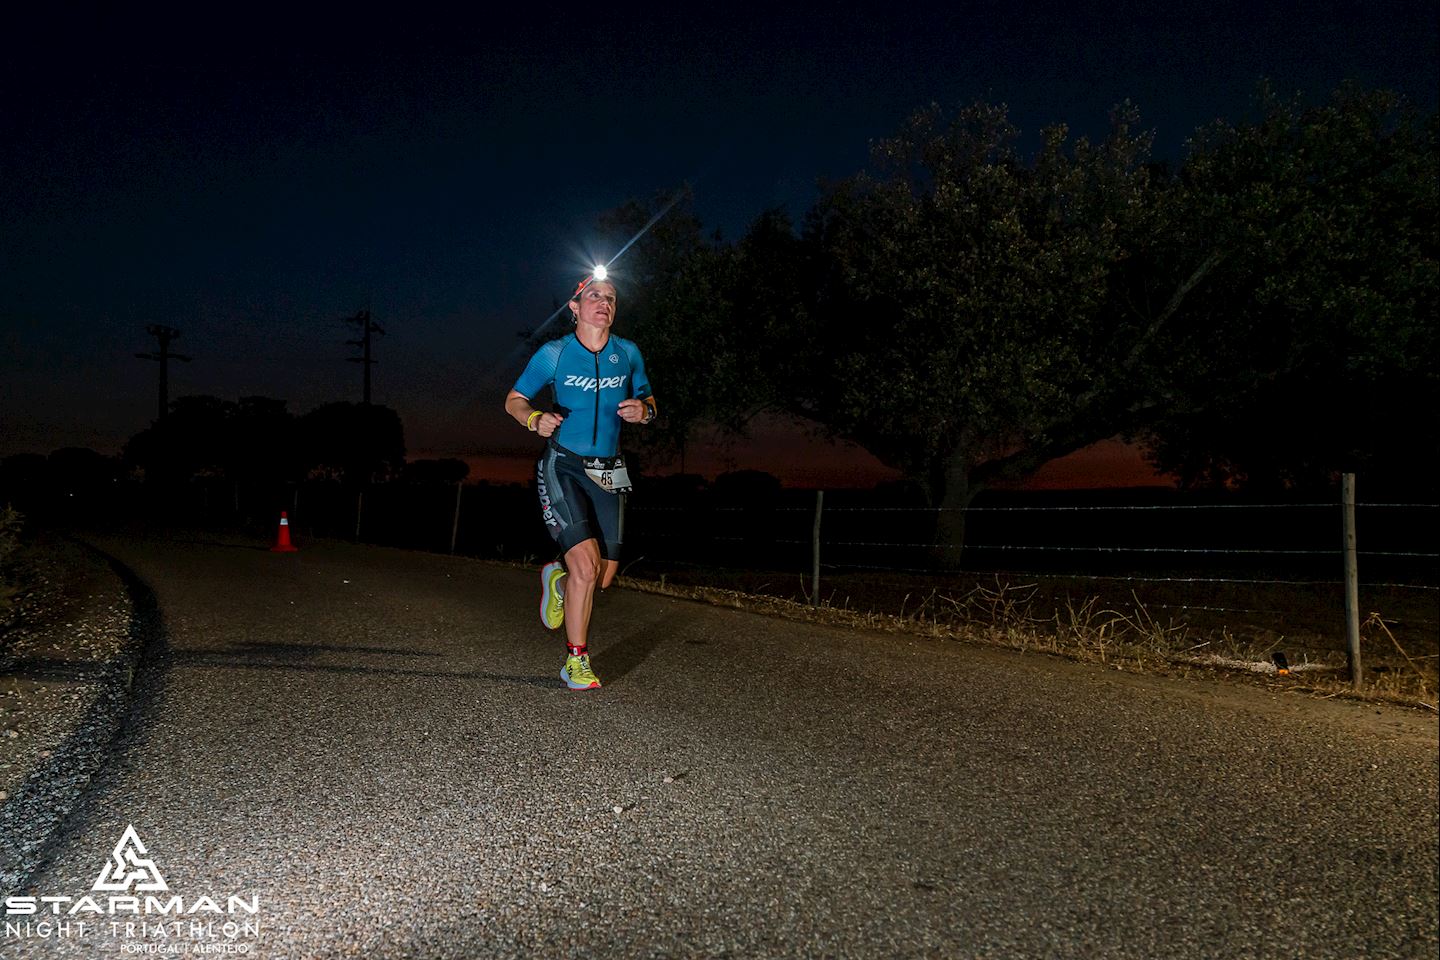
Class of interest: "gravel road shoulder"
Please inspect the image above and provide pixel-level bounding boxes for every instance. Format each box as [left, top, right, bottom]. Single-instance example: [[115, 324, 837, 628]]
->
[[0, 536, 151, 891]]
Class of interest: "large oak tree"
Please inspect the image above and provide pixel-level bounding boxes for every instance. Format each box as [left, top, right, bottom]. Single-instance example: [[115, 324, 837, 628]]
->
[[610, 89, 1436, 557], [1137, 86, 1438, 496]]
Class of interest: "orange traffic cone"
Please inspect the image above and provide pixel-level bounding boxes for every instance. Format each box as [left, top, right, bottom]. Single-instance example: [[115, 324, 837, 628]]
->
[[271, 511, 299, 552]]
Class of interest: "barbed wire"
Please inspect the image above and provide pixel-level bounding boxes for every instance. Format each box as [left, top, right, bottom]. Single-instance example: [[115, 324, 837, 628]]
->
[[630, 529, 1440, 560], [825, 502, 1440, 513], [1021, 573, 1440, 592], [815, 558, 1438, 592], [630, 502, 1439, 514], [623, 555, 1438, 626], [630, 547, 1440, 601], [634, 529, 810, 545], [805, 568, 1439, 592], [1137, 602, 1435, 625]]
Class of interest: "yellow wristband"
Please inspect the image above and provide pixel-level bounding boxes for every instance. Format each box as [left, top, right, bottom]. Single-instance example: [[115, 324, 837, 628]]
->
[[526, 410, 543, 431]]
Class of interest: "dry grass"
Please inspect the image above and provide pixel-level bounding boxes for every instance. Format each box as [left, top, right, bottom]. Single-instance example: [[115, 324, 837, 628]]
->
[[614, 567, 1438, 712]]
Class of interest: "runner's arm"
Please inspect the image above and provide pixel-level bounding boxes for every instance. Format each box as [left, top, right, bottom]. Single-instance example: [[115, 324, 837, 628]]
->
[[622, 340, 657, 423], [506, 390, 564, 437], [508, 340, 566, 437], [617, 396, 656, 424]]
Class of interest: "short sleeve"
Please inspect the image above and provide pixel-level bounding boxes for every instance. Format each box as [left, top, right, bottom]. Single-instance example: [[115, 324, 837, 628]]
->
[[512, 340, 563, 399]]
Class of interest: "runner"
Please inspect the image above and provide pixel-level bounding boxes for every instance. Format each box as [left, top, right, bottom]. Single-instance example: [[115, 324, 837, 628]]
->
[[505, 272, 657, 690]]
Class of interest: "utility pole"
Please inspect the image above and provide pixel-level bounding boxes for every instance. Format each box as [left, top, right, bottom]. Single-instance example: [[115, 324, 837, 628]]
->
[[134, 324, 191, 421], [343, 309, 385, 405]]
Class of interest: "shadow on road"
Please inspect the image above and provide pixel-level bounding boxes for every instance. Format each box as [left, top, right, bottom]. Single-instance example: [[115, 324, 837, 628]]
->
[[593, 626, 665, 684], [228, 639, 443, 659], [168, 648, 558, 688]]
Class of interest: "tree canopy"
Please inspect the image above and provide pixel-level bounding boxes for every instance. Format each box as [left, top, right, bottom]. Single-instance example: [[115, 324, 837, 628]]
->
[[594, 193, 746, 471], [610, 86, 1436, 539], [297, 402, 406, 486], [1137, 86, 1438, 495], [790, 102, 1171, 507]]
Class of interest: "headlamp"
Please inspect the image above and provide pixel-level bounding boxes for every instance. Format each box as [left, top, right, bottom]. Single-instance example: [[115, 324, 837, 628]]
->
[[573, 264, 612, 299]]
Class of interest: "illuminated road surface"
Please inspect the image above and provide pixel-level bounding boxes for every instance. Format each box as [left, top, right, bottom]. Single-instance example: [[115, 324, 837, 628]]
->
[[9, 536, 1438, 959]]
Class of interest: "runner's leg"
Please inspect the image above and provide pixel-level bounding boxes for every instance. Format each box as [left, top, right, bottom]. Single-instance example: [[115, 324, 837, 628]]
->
[[563, 537, 603, 652], [593, 488, 623, 592]]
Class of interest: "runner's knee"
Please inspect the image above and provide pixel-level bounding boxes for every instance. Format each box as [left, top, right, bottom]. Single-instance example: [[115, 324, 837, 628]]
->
[[566, 543, 602, 584]]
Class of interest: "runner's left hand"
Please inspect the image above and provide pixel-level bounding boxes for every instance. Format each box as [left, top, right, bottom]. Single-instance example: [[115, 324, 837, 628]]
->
[[617, 399, 648, 423]]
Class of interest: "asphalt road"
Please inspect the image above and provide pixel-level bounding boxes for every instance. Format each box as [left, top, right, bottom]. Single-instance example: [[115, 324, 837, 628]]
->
[[6, 535, 1438, 959]]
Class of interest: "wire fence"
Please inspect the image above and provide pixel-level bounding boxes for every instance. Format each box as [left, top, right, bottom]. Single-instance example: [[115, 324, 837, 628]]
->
[[21, 475, 1438, 660], [618, 488, 1438, 663], [626, 494, 1436, 575]]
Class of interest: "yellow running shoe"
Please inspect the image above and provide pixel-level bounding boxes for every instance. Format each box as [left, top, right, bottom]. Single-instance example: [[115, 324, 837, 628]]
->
[[561, 653, 601, 690], [539, 561, 566, 630]]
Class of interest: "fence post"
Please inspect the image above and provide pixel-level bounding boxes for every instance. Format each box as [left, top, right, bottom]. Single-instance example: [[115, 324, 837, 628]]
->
[[812, 490, 824, 607], [1342, 473, 1362, 687], [355, 490, 364, 541], [450, 481, 463, 554]]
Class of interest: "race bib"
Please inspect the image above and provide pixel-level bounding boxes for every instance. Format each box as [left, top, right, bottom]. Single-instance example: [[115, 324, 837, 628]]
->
[[582, 454, 632, 494]]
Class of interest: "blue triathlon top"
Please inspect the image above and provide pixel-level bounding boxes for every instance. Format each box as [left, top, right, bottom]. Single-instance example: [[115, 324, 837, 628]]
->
[[512, 332, 652, 457]]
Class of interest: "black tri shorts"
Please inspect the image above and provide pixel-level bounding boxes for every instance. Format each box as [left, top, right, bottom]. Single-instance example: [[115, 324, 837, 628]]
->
[[535, 443, 622, 559]]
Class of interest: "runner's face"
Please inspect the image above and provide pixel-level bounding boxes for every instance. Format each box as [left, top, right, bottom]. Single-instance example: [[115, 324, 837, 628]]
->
[[570, 281, 617, 330]]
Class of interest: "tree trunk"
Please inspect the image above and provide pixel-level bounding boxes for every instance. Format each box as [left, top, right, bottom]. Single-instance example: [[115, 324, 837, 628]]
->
[[930, 450, 978, 569]]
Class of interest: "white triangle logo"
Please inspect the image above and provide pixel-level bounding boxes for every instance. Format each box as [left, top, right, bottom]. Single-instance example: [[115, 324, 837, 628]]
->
[[91, 824, 170, 893]]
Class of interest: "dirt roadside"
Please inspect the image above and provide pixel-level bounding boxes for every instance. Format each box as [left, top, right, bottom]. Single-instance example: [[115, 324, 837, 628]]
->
[[615, 573, 1440, 748], [0, 535, 149, 891]]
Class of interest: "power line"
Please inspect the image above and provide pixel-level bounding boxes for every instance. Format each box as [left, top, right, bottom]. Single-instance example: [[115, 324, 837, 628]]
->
[[342, 309, 385, 405], [133, 324, 191, 422]]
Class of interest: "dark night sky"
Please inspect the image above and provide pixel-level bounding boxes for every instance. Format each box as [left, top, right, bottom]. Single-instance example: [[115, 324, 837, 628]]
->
[[3, 2, 1435, 487]]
